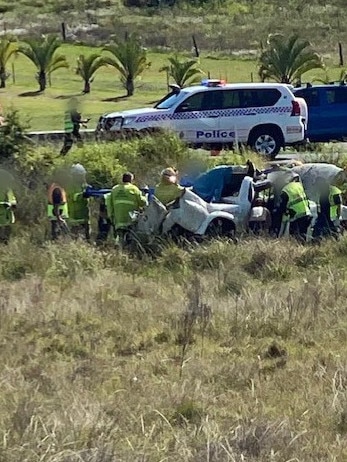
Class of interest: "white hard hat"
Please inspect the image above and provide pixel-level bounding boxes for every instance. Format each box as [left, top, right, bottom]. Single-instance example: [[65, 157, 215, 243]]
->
[[71, 163, 86, 175]]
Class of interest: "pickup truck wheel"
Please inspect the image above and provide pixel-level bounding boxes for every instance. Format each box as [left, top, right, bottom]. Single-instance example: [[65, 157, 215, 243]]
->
[[249, 128, 283, 158]]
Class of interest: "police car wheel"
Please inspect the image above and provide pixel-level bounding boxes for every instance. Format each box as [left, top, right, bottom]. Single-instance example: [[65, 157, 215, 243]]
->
[[249, 128, 282, 158]]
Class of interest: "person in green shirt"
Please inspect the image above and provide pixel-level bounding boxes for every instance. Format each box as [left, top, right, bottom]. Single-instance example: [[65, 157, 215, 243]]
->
[[60, 98, 89, 156], [109, 172, 147, 234], [0, 187, 16, 244], [67, 163, 91, 240], [155, 167, 184, 206]]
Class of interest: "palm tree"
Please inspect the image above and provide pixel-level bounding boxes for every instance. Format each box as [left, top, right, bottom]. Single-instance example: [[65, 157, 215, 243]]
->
[[159, 55, 204, 88], [0, 38, 17, 88], [76, 53, 107, 94], [314, 68, 347, 84], [103, 34, 150, 96], [19, 35, 68, 92], [258, 34, 324, 84]]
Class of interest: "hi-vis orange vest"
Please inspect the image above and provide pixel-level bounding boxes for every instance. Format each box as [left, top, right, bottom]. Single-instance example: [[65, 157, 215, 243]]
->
[[47, 183, 68, 219]]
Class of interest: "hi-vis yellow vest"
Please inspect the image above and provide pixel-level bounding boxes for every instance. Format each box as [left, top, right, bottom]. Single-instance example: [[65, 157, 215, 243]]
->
[[47, 183, 68, 220], [329, 185, 342, 221], [282, 182, 310, 222], [0, 189, 16, 226], [64, 111, 74, 134]]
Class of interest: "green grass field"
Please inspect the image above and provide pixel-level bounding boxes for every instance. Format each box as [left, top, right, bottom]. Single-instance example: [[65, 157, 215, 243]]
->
[[0, 44, 343, 132], [0, 45, 258, 131]]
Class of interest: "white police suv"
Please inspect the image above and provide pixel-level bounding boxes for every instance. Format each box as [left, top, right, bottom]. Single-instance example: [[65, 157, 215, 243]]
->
[[96, 80, 307, 158]]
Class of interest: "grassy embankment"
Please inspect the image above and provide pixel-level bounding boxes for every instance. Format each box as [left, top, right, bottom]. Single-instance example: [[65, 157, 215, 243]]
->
[[2, 232, 347, 461], [1, 135, 347, 461]]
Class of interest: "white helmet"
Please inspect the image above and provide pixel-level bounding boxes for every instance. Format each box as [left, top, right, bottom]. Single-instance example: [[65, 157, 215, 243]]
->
[[71, 163, 86, 175]]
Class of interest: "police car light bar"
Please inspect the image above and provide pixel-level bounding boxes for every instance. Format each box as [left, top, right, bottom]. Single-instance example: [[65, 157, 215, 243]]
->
[[201, 79, 226, 87]]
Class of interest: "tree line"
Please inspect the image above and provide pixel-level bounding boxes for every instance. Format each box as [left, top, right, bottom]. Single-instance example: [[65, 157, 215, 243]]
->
[[0, 33, 331, 97]]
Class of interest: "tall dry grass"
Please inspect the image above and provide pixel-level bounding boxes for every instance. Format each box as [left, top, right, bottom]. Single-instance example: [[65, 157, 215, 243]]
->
[[1, 234, 347, 461]]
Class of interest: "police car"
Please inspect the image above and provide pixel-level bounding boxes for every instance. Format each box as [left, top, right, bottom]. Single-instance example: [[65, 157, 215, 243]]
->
[[96, 80, 307, 158]]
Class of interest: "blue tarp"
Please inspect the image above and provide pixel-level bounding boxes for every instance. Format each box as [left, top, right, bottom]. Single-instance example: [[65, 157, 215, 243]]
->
[[191, 165, 234, 202]]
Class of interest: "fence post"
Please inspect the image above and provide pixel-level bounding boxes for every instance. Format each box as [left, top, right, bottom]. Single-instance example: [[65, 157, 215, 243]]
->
[[339, 42, 344, 67], [61, 22, 66, 41], [192, 35, 200, 58]]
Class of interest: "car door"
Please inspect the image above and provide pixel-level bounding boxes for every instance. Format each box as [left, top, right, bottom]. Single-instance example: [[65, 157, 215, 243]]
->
[[319, 87, 347, 140], [294, 88, 321, 141], [219, 90, 246, 142], [219, 88, 283, 143], [172, 90, 223, 144]]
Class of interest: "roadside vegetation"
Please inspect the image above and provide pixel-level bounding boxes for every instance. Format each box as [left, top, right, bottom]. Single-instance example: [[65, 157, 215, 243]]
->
[[2, 230, 347, 461], [1, 1, 347, 459], [1, 128, 347, 460]]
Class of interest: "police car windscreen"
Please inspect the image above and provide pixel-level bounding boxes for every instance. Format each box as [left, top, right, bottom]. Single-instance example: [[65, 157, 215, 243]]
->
[[155, 91, 188, 109]]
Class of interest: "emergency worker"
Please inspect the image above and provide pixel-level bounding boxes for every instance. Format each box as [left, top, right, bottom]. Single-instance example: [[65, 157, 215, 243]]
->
[[109, 172, 147, 235], [60, 98, 89, 156], [67, 163, 91, 240], [0, 175, 16, 244], [276, 173, 312, 242], [155, 168, 184, 205], [313, 177, 342, 239], [96, 192, 112, 245], [47, 173, 69, 240]]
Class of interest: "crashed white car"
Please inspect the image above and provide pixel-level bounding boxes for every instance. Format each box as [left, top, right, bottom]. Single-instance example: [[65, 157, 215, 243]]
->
[[133, 176, 269, 239], [96, 80, 307, 158]]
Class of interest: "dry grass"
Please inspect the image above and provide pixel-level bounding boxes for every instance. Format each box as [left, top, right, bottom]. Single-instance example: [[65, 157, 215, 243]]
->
[[1, 234, 347, 461]]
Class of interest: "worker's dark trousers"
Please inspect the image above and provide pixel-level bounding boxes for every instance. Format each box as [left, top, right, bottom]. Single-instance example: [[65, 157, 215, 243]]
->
[[96, 218, 111, 245], [70, 224, 91, 241], [289, 216, 312, 242], [313, 214, 339, 239], [60, 130, 83, 156], [51, 221, 60, 240]]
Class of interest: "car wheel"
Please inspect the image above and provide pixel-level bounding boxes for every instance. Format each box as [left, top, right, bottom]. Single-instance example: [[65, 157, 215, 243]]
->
[[205, 218, 236, 239], [249, 128, 283, 158]]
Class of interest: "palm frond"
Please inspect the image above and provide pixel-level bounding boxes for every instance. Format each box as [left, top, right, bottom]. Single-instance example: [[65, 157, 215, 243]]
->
[[0, 38, 18, 69], [258, 34, 324, 84], [159, 55, 204, 87], [76, 53, 107, 81], [19, 35, 67, 72], [102, 34, 150, 93]]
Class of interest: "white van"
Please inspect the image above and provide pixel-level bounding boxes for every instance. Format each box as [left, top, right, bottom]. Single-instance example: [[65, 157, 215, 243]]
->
[[96, 80, 307, 158]]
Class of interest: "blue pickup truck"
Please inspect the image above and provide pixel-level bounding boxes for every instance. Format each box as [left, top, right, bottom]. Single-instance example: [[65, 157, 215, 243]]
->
[[293, 84, 347, 143]]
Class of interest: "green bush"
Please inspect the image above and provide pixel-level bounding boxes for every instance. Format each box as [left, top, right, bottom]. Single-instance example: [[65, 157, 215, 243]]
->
[[0, 109, 31, 161], [0, 2, 15, 12], [44, 241, 105, 280], [0, 236, 43, 281], [60, 144, 127, 188]]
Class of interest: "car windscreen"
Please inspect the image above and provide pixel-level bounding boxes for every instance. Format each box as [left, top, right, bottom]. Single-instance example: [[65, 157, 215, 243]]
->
[[155, 91, 188, 109]]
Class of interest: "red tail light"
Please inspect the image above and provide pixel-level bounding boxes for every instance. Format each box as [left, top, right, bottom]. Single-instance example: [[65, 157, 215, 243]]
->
[[291, 100, 301, 116]]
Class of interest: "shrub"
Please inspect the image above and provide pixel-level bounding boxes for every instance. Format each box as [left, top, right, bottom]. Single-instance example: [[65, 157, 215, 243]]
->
[[44, 241, 105, 280], [0, 109, 31, 161], [171, 399, 204, 426]]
